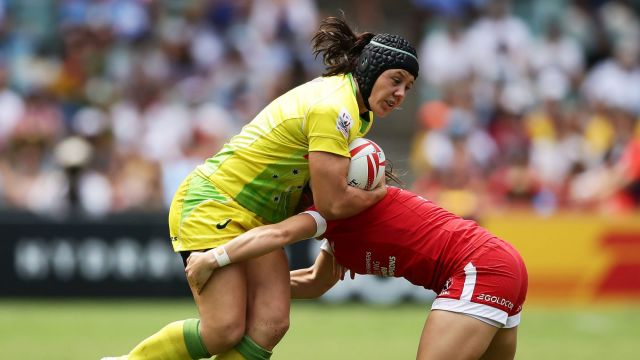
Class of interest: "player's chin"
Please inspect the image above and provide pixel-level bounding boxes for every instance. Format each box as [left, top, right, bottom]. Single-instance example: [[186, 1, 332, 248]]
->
[[372, 104, 392, 118]]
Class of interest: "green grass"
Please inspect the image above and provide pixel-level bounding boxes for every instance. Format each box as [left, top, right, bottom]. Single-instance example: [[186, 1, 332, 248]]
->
[[1, 299, 638, 359]]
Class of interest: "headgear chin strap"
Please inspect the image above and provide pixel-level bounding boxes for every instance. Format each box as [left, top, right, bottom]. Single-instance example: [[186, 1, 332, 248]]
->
[[354, 33, 419, 111]]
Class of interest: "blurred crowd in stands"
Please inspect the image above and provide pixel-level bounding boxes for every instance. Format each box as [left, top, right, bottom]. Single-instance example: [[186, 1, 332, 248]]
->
[[0, 0, 321, 216], [409, 0, 640, 218], [0, 0, 638, 219]]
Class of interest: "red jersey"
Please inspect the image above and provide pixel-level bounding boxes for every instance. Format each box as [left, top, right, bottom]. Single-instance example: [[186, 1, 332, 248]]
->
[[323, 186, 496, 292]]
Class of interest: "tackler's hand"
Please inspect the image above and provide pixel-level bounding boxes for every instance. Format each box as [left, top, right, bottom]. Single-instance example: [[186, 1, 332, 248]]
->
[[331, 256, 346, 280], [185, 251, 215, 294]]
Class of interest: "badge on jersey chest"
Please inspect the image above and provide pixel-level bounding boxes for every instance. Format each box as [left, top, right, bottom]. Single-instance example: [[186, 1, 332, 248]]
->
[[336, 109, 353, 139]]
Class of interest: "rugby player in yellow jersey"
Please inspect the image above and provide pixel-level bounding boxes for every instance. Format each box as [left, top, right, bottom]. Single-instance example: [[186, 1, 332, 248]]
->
[[104, 16, 418, 360]]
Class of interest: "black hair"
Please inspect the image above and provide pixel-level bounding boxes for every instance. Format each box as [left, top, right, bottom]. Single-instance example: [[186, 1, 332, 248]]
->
[[385, 159, 404, 187], [311, 16, 375, 77], [312, 16, 419, 111]]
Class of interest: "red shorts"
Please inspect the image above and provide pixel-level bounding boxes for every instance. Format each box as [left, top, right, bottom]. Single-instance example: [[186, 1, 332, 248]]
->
[[431, 238, 528, 328]]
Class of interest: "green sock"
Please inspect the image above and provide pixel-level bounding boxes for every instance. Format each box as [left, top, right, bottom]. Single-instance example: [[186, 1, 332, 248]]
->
[[235, 335, 272, 360], [183, 319, 211, 359]]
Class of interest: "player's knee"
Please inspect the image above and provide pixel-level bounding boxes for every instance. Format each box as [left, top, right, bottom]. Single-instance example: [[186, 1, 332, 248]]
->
[[272, 317, 290, 340], [263, 317, 290, 340], [248, 316, 290, 346], [221, 325, 246, 349], [199, 318, 246, 353]]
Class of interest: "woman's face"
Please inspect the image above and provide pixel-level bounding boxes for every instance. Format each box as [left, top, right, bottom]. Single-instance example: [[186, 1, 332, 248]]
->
[[368, 69, 414, 117]]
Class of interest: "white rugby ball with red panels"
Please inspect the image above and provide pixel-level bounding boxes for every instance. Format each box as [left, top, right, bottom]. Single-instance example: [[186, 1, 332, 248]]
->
[[347, 138, 386, 190]]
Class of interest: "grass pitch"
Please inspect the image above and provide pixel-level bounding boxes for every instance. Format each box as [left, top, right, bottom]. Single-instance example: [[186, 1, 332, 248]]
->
[[1, 299, 638, 359]]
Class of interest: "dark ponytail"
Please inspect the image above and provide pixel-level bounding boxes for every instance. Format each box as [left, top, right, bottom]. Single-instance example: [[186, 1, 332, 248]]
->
[[312, 16, 374, 77]]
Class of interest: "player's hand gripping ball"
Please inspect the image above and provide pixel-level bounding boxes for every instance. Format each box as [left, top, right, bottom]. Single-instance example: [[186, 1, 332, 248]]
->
[[347, 138, 386, 191]]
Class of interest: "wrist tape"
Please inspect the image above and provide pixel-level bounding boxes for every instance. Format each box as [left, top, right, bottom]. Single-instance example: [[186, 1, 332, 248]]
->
[[213, 245, 231, 267], [302, 210, 327, 238]]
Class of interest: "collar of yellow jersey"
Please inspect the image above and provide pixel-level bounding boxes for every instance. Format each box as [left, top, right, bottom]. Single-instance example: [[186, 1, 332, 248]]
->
[[347, 73, 357, 99]]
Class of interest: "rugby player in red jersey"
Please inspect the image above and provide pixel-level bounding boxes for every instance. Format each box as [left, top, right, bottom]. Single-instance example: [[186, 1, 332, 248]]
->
[[186, 186, 528, 360]]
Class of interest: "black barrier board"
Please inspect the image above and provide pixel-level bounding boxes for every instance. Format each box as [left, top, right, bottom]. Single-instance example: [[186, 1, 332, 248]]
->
[[0, 212, 191, 297], [0, 211, 317, 297]]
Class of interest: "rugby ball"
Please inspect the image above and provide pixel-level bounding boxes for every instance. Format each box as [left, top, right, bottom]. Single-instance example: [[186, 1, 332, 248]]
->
[[347, 138, 386, 190]]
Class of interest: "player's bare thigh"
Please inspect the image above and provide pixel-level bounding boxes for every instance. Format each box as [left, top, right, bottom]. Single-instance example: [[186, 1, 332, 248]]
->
[[190, 261, 248, 355], [479, 326, 517, 360], [417, 309, 499, 360], [245, 248, 291, 350]]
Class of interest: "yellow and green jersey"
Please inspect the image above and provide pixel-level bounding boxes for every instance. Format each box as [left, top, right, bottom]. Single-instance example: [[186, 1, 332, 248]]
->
[[195, 74, 373, 223]]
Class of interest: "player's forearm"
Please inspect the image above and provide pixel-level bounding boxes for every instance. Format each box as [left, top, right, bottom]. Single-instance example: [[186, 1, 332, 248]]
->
[[222, 226, 286, 264], [212, 213, 318, 268], [315, 185, 386, 220], [309, 151, 387, 220], [290, 251, 339, 299], [290, 268, 327, 299], [185, 226, 294, 294]]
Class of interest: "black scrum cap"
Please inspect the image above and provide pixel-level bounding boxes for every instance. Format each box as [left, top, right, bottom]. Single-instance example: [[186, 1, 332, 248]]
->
[[353, 34, 419, 111]]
